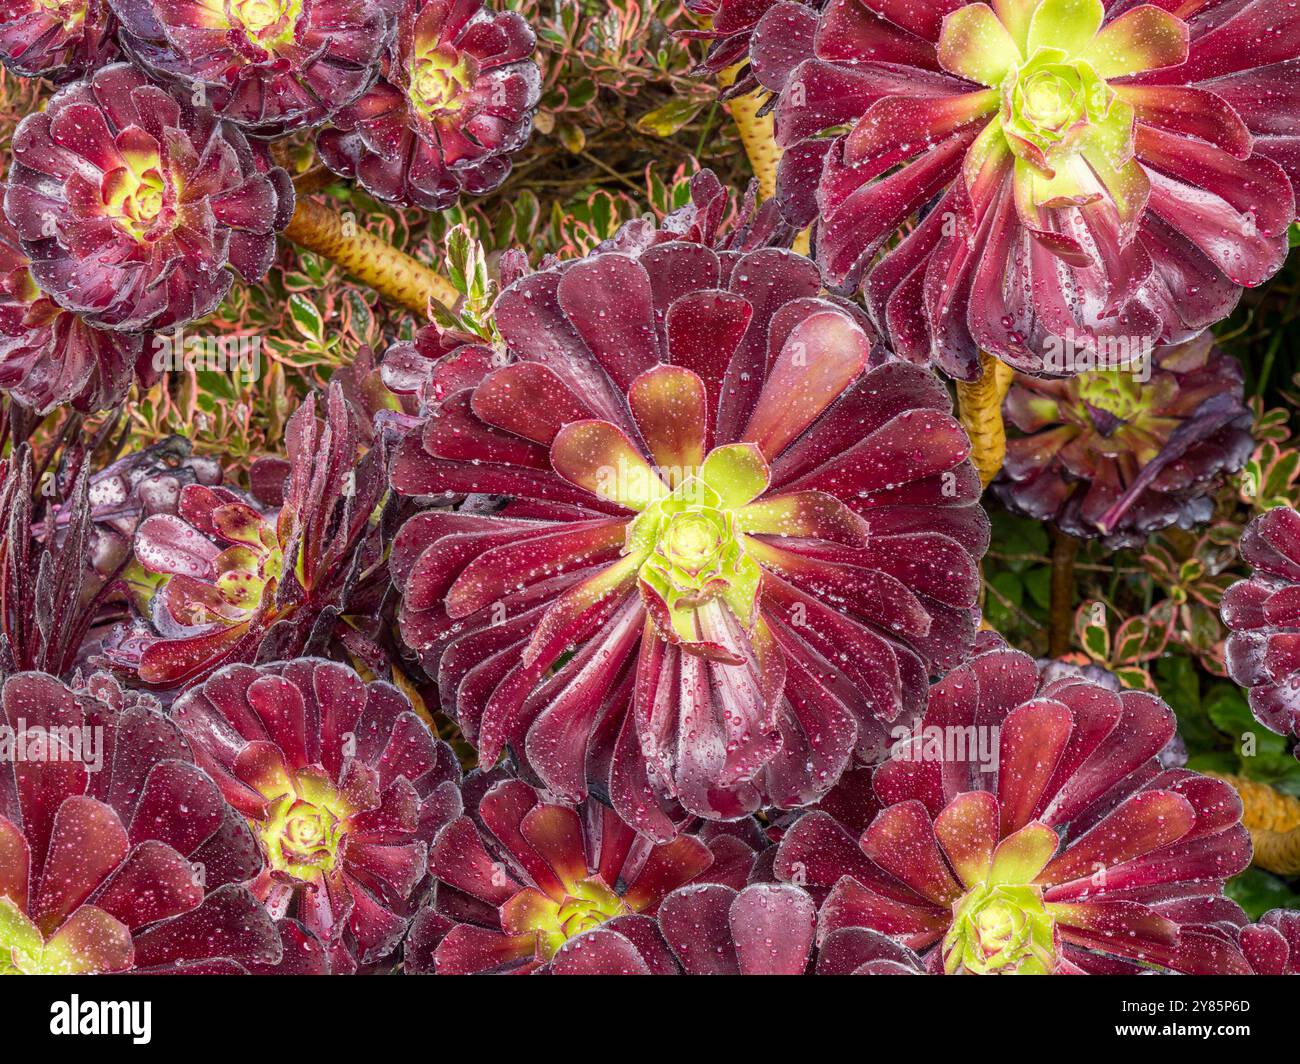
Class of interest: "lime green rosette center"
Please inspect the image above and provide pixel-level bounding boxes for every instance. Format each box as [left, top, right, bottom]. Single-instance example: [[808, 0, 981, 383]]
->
[[944, 882, 1058, 974]]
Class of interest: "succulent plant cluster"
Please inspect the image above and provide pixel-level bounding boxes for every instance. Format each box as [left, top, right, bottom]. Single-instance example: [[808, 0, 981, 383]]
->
[[0, 0, 1297, 984]]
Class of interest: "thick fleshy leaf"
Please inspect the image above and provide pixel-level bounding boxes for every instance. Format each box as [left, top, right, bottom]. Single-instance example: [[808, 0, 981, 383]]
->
[[937, 3, 1021, 86], [551, 421, 668, 510]]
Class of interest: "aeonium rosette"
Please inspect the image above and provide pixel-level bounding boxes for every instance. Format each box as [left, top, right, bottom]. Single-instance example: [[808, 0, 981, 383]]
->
[[0, 196, 147, 414], [773, 642, 1254, 973], [317, 0, 541, 210], [995, 333, 1253, 548], [390, 244, 989, 838], [3, 63, 293, 334], [170, 657, 463, 970], [406, 772, 768, 974], [1221, 506, 1300, 757], [104, 383, 391, 689], [751, 0, 1300, 378], [110, 0, 389, 135], [0, 0, 118, 81], [0, 671, 284, 974]]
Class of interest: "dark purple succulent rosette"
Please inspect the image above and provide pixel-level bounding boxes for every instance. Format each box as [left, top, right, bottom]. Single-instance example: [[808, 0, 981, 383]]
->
[[110, 0, 389, 136], [388, 244, 989, 838], [408, 772, 766, 974], [170, 657, 462, 970], [104, 383, 389, 689], [751, 0, 1300, 379], [0, 670, 284, 974], [774, 642, 1254, 974], [3, 63, 293, 334], [1239, 909, 1300, 974], [317, 0, 540, 210], [0, 196, 145, 414], [994, 334, 1253, 549], [1222, 506, 1300, 755], [653, 881, 817, 974], [0, 0, 118, 81]]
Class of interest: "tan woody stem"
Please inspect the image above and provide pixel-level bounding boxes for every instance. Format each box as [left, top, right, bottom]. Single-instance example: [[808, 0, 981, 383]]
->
[[956, 351, 1015, 489], [283, 197, 458, 316], [1209, 773, 1300, 875], [718, 64, 780, 203]]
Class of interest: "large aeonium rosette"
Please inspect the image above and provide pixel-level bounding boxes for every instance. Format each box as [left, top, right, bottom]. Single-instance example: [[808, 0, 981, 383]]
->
[[774, 642, 1254, 973], [0, 203, 145, 414], [3, 63, 293, 334], [316, 0, 540, 210], [171, 658, 462, 969], [111, 0, 388, 135], [407, 773, 766, 974], [0, 0, 117, 81], [753, 0, 1300, 377], [390, 245, 989, 837], [0, 671, 282, 974], [994, 333, 1253, 547], [1221, 506, 1300, 756]]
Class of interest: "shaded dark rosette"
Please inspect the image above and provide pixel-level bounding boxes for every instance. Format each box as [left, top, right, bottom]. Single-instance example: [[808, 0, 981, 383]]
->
[[110, 0, 388, 135], [317, 0, 540, 210], [104, 383, 390, 688], [994, 334, 1252, 548], [0, 0, 118, 81], [0, 197, 144, 414], [406, 772, 765, 974], [751, 0, 1300, 379], [1239, 909, 1300, 974], [389, 245, 988, 837], [3, 63, 293, 333], [0, 670, 283, 974], [773, 641, 1254, 974], [170, 657, 462, 970], [1221, 506, 1300, 756]]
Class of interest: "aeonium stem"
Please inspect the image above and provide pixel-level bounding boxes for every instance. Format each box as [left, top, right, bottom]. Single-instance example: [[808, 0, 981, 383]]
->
[[718, 63, 780, 203], [956, 351, 1015, 489], [1048, 527, 1079, 658], [283, 197, 458, 316]]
